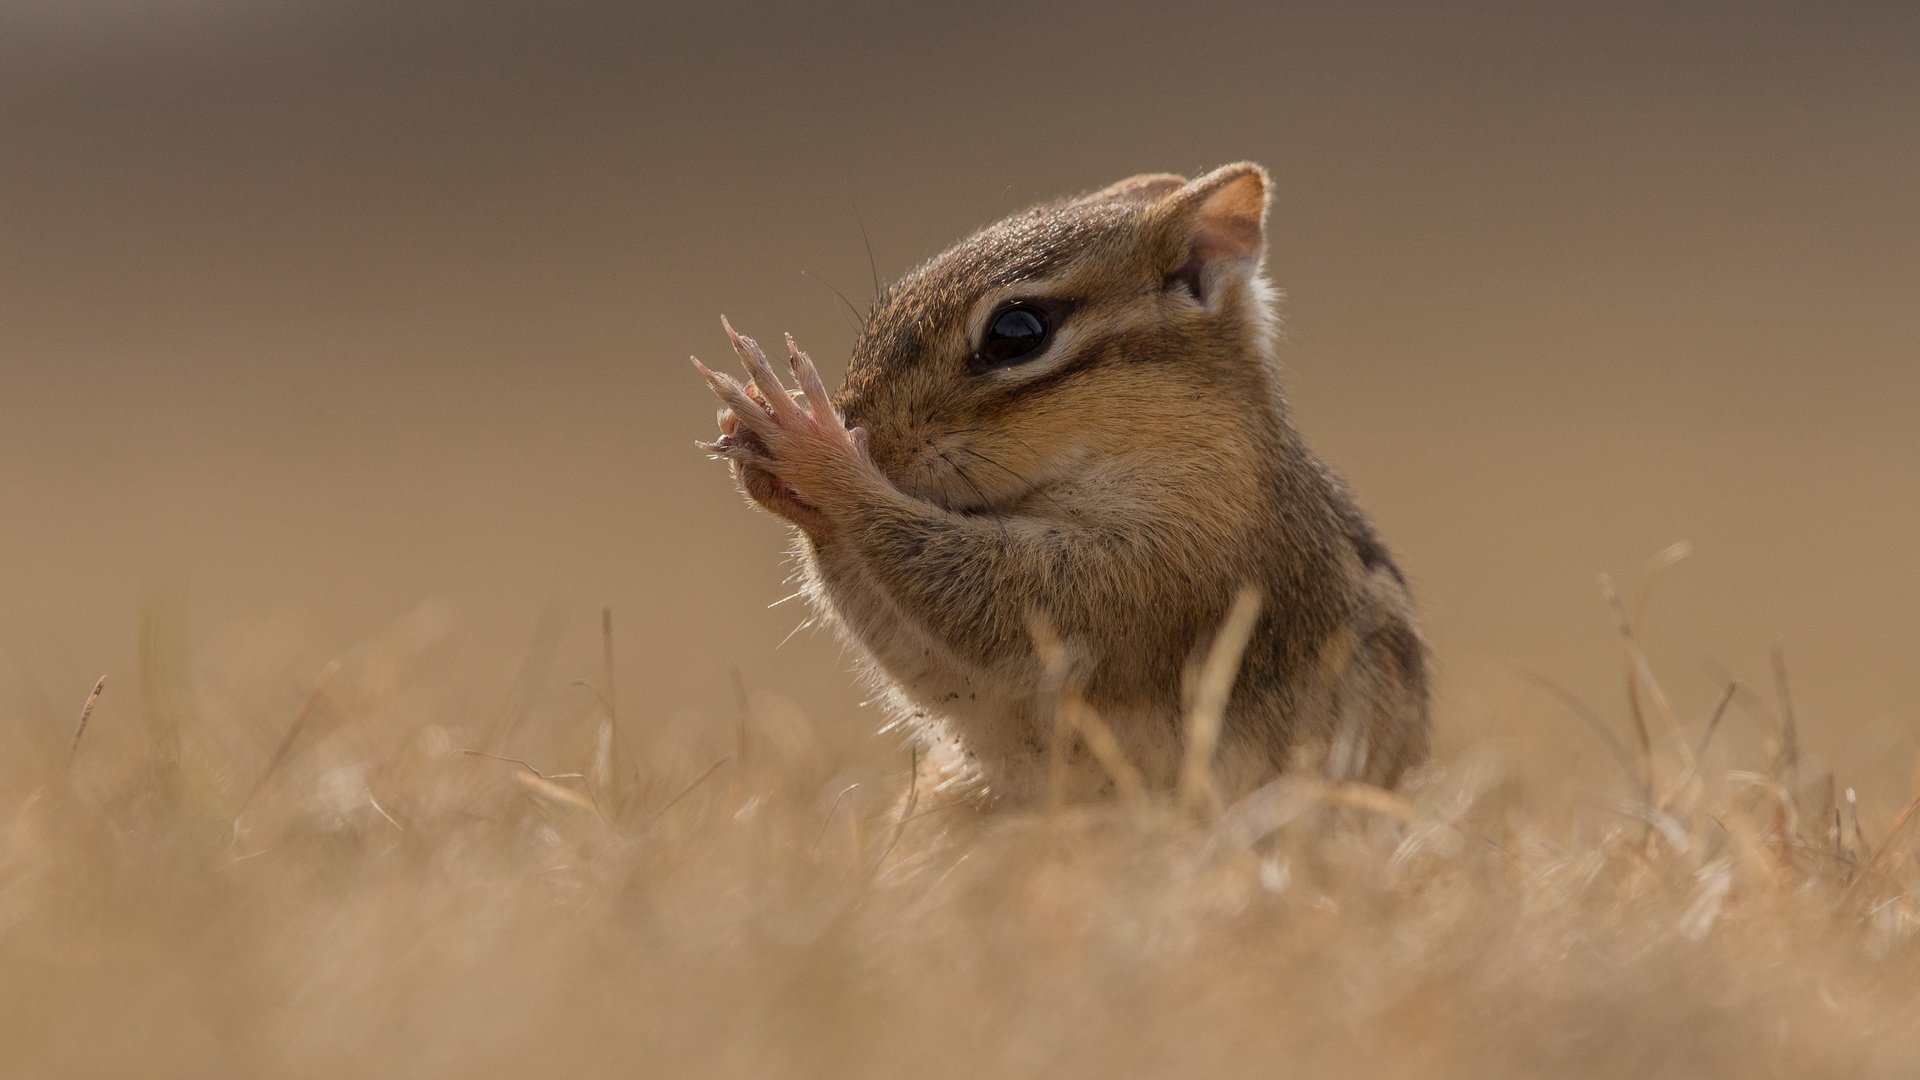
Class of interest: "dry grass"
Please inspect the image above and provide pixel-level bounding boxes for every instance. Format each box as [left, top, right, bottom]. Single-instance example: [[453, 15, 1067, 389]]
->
[[3, 598, 1918, 1079]]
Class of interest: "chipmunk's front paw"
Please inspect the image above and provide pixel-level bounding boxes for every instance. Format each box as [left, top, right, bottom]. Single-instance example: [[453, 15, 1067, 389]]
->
[[694, 319, 879, 534]]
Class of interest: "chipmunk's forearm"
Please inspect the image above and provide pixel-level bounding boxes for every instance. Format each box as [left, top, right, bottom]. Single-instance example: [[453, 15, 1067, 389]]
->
[[818, 487, 1176, 677]]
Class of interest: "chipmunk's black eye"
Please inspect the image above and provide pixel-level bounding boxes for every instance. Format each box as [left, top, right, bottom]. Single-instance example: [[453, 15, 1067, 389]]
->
[[974, 304, 1051, 370]]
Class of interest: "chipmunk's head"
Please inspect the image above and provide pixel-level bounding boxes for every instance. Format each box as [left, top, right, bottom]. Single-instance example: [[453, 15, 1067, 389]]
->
[[836, 163, 1281, 514]]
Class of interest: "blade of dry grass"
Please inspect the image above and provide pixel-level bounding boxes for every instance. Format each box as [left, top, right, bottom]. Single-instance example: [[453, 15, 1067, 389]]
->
[[1598, 574, 1656, 794], [1691, 682, 1740, 767], [1663, 682, 1740, 807], [516, 770, 599, 813], [1180, 587, 1263, 819], [1864, 796, 1920, 871], [229, 660, 340, 839], [814, 782, 860, 851], [727, 666, 752, 808], [601, 606, 618, 723], [1526, 672, 1650, 803], [65, 675, 106, 769], [1030, 609, 1148, 808], [868, 745, 921, 875], [1060, 693, 1147, 805], [1772, 646, 1801, 793], [650, 753, 736, 823], [581, 605, 630, 821], [451, 748, 587, 782], [486, 602, 569, 751]]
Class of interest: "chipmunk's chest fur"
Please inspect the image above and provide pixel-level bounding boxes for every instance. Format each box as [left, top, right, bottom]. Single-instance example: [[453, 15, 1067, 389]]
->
[[802, 538, 1188, 798], [791, 468, 1260, 795], [798, 532, 1021, 715]]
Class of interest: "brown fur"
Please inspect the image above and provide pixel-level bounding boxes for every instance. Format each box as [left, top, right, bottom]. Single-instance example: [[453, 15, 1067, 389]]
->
[[705, 163, 1429, 803]]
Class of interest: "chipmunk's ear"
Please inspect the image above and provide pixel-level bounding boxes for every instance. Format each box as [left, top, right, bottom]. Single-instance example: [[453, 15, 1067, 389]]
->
[[1154, 162, 1270, 306], [1069, 172, 1187, 207]]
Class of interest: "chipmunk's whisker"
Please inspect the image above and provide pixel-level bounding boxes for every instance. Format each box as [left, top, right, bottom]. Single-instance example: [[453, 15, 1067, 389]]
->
[[950, 446, 1072, 516], [801, 269, 866, 332], [939, 453, 1006, 537]]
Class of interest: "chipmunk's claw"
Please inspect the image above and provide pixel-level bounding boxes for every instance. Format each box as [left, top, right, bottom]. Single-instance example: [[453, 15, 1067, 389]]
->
[[785, 333, 838, 423], [697, 322, 876, 535], [724, 318, 805, 425], [692, 356, 768, 430]]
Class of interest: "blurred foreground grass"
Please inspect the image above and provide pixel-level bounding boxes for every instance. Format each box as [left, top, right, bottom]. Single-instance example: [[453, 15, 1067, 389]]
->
[[2, 598, 1917, 1079]]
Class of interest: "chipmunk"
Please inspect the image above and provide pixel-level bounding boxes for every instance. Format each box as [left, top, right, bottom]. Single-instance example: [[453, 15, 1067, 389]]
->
[[694, 163, 1428, 803]]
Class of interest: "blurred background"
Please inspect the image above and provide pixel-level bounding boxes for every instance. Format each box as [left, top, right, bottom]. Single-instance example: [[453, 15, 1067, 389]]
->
[[3, 1, 1916, 795]]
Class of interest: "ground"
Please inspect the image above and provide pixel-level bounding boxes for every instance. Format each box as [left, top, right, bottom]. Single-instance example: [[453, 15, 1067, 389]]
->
[[2, 612, 1916, 1080]]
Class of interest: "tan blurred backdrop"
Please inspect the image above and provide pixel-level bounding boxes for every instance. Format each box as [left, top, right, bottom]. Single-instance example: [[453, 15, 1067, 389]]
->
[[3, 2, 1916, 794]]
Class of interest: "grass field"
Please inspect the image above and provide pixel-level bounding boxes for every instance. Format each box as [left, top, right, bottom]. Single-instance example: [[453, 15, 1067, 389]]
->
[[3, 594, 1917, 1080], [7, 3, 1917, 1076]]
